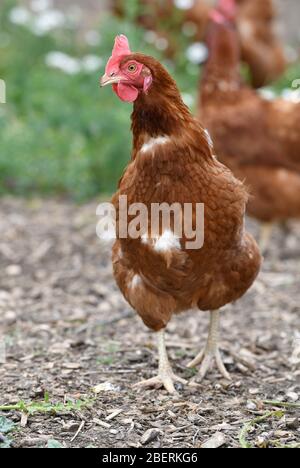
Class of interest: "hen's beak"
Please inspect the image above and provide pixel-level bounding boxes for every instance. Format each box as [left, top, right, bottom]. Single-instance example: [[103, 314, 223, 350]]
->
[[100, 74, 121, 87]]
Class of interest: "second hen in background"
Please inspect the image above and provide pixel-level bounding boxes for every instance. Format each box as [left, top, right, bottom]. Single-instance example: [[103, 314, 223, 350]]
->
[[112, 0, 288, 87], [199, 0, 300, 252]]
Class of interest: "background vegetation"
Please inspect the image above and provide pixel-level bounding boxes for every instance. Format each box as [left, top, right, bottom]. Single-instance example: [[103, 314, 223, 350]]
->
[[0, 0, 299, 200]]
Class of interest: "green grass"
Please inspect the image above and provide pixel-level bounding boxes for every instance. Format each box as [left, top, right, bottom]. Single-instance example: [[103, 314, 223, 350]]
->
[[239, 401, 300, 448], [0, 397, 94, 448], [263, 399, 300, 409], [239, 410, 285, 449], [0, 397, 95, 415], [0, 0, 299, 201]]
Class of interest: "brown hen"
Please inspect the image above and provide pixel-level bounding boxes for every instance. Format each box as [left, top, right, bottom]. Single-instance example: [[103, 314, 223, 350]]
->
[[101, 35, 261, 393], [199, 1, 300, 251]]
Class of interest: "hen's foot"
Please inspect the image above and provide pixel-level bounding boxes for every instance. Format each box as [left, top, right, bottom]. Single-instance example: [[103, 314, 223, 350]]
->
[[134, 370, 187, 394], [187, 347, 231, 381], [187, 310, 231, 382]]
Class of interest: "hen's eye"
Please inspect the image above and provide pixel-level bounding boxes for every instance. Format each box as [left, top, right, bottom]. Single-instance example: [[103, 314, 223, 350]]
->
[[128, 63, 137, 73]]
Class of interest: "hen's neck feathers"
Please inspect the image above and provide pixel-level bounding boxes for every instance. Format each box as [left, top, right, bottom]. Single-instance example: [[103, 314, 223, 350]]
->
[[129, 54, 195, 151], [202, 22, 242, 100]]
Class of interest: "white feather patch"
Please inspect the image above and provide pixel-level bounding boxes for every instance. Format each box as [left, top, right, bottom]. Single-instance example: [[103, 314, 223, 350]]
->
[[140, 136, 171, 154], [154, 230, 181, 252], [131, 274, 142, 289], [204, 129, 213, 148], [141, 233, 149, 244]]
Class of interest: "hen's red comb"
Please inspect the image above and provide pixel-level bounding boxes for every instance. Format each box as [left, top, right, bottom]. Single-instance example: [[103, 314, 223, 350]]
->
[[210, 0, 236, 24], [105, 35, 132, 75], [112, 35, 131, 58]]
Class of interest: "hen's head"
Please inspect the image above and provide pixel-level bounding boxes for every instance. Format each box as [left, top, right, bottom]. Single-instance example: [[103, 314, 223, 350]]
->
[[100, 35, 153, 103], [210, 0, 237, 25]]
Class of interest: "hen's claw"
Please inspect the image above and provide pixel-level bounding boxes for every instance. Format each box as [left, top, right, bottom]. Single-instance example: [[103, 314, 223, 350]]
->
[[187, 347, 231, 381], [134, 371, 187, 394]]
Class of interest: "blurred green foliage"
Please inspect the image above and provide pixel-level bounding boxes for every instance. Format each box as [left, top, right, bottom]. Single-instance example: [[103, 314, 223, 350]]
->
[[0, 0, 197, 200], [0, 0, 299, 201]]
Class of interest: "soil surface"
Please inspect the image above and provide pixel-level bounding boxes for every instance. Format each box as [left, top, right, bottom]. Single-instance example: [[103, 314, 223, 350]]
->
[[0, 198, 299, 449]]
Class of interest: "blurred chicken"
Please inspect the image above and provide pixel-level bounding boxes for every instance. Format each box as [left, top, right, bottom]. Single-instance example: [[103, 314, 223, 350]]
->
[[111, 0, 286, 87], [236, 0, 286, 87], [100, 34, 261, 393], [199, 0, 300, 252]]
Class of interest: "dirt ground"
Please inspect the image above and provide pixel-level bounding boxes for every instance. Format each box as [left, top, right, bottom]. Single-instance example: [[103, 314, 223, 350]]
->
[[0, 197, 299, 449]]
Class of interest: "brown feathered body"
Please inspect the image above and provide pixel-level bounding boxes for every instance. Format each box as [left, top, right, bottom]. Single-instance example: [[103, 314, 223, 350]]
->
[[112, 0, 286, 87], [199, 22, 300, 223], [112, 54, 261, 332]]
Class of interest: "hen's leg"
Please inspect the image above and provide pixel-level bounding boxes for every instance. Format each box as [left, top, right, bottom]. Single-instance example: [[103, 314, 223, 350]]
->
[[187, 310, 231, 381], [259, 222, 273, 254], [134, 329, 187, 394]]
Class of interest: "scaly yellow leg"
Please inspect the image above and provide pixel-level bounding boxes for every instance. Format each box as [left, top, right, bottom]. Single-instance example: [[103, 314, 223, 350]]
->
[[134, 329, 187, 394], [187, 311, 231, 381]]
